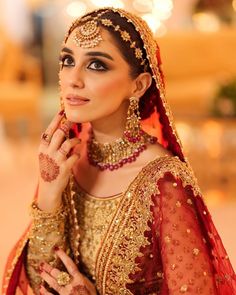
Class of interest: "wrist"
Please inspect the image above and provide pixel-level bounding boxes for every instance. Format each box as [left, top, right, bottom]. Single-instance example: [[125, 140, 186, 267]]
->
[[37, 185, 63, 212]]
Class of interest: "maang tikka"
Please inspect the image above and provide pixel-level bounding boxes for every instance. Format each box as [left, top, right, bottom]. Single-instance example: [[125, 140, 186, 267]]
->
[[74, 19, 103, 48], [70, 11, 148, 68], [87, 97, 157, 171]]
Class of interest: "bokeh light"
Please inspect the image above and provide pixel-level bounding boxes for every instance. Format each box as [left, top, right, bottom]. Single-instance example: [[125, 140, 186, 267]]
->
[[132, 0, 153, 13], [66, 1, 87, 18], [232, 0, 236, 11], [192, 12, 221, 32], [153, 0, 173, 20], [90, 0, 124, 9], [142, 13, 161, 34]]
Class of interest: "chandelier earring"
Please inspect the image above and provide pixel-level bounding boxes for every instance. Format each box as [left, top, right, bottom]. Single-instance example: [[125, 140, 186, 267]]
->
[[58, 78, 65, 111], [124, 96, 142, 143]]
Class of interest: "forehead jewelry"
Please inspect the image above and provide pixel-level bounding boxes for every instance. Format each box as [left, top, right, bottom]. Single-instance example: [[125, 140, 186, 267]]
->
[[74, 19, 103, 48], [71, 11, 147, 68]]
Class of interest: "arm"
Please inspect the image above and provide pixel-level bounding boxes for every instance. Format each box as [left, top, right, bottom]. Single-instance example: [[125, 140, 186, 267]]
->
[[158, 171, 217, 295], [26, 200, 69, 293], [25, 112, 80, 293]]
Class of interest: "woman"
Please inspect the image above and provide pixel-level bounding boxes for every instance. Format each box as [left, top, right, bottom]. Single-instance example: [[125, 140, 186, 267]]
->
[[2, 7, 236, 295]]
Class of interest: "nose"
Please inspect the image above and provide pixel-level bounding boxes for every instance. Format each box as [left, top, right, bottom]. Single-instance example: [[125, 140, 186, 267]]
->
[[68, 67, 85, 89]]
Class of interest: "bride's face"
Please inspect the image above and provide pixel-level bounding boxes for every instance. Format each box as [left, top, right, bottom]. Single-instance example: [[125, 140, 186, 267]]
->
[[59, 27, 136, 123]]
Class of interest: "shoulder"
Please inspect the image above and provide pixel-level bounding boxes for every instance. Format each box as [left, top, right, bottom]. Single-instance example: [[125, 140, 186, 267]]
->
[[142, 155, 201, 197]]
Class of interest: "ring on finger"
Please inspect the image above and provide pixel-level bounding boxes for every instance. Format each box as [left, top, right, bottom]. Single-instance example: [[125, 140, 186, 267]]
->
[[56, 271, 71, 286], [59, 147, 68, 156], [58, 126, 69, 137], [41, 132, 51, 144]]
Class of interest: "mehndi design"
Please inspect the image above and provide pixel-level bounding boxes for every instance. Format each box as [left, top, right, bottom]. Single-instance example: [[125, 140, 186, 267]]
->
[[39, 153, 60, 182]]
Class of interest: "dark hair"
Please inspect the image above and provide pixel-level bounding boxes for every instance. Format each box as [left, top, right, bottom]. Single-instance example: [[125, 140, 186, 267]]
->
[[70, 9, 160, 120]]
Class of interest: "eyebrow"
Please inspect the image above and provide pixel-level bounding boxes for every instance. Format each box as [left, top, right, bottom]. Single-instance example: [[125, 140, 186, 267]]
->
[[61, 47, 114, 61]]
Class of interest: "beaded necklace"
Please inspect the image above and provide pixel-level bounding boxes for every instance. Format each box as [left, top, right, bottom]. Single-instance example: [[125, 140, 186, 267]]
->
[[87, 128, 157, 171]]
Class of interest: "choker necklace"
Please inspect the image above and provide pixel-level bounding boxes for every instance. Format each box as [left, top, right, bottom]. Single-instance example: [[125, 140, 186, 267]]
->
[[87, 129, 157, 171]]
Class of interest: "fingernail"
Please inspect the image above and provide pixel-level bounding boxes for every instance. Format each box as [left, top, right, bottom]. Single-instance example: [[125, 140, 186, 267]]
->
[[53, 245, 59, 251], [59, 109, 65, 115]]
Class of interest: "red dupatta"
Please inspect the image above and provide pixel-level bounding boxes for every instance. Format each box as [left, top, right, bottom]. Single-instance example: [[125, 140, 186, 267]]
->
[[2, 7, 235, 295]]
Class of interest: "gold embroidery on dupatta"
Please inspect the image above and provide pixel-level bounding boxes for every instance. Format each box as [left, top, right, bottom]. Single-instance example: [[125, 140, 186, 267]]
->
[[94, 156, 201, 294], [111, 9, 183, 152]]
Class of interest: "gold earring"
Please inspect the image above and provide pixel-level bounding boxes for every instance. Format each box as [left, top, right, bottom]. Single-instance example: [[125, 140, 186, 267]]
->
[[124, 96, 142, 143]]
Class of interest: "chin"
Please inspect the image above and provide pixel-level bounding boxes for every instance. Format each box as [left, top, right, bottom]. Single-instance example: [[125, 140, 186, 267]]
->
[[64, 108, 90, 124]]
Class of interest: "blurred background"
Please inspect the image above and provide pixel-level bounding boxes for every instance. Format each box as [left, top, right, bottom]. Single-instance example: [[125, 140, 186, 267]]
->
[[0, 0, 236, 283]]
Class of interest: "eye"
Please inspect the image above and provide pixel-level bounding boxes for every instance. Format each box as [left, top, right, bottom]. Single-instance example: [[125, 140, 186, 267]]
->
[[87, 60, 107, 71], [59, 55, 74, 68]]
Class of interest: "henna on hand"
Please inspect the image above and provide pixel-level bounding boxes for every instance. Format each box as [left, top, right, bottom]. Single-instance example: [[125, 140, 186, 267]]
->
[[39, 153, 60, 182], [69, 284, 91, 295]]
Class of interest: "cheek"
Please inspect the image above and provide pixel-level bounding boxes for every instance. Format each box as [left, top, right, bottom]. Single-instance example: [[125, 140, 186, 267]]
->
[[59, 72, 64, 95], [90, 73, 131, 97]]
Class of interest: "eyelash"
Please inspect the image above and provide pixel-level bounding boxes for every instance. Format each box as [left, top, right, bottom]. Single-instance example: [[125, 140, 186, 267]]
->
[[59, 55, 108, 71]]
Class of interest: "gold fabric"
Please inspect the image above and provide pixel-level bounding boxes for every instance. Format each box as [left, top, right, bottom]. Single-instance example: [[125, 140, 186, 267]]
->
[[24, 156, 217, 295], [26, 202, 69, 293], [75, 186, 122, 279], [26, 185, 122, 292]]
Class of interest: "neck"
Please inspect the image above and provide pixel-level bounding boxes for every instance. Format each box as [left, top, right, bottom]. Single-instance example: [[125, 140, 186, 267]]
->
[[90, 100, 128, 144]]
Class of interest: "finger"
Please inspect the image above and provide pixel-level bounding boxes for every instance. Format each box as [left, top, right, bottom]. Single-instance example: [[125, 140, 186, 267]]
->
[[69, 284, 91, 295], [54, 248, 82, 279], [57, 138, 81, 159], [41, 262, 61, 278], [66, 153, 80, 169], [39, 285, 54, 295], [41, 110, 65, 145], [40, 271, 62, 293], [49, 121, 73, 151]]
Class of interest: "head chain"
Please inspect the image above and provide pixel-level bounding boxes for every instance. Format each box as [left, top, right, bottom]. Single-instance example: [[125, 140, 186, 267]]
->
[[65, 10, 148, 71]]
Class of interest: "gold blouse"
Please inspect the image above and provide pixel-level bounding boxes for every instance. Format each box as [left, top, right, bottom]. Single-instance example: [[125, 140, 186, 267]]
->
[[75, 186, 123, 280], [25, 156, 219, 295]]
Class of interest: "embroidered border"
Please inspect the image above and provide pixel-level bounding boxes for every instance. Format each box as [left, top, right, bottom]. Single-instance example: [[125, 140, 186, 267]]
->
[[94, 156, 202, 294]]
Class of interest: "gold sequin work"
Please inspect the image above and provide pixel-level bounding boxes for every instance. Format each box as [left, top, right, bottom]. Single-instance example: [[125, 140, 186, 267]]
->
[[75, 187, 122, 278]]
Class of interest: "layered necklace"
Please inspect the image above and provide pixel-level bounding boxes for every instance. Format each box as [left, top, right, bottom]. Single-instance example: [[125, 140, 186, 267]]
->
[[87, 97, 157, 171], [87, 128, 157, 171]]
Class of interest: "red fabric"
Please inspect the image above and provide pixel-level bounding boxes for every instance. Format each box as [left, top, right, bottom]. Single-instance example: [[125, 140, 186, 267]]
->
[[7, 246, 28, 295], [126, 172, 235, 294], [158, 173, 217, 294], [3, 174, 236, 294]]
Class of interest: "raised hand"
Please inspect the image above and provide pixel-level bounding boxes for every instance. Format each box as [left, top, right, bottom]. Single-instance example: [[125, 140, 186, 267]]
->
[[39, 248, 97, 295], [37, 110, 81, 212]]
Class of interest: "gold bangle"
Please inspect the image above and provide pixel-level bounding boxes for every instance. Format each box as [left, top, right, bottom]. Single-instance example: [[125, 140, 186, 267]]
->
[[30, 202, 67, 220]]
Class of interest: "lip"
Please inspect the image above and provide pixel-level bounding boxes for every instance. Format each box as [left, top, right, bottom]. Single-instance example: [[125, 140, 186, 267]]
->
[[66, 94, 90, 106]]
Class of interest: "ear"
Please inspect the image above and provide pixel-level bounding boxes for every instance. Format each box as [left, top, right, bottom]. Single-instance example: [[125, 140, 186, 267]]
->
[[131, 72, 152, 99]]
